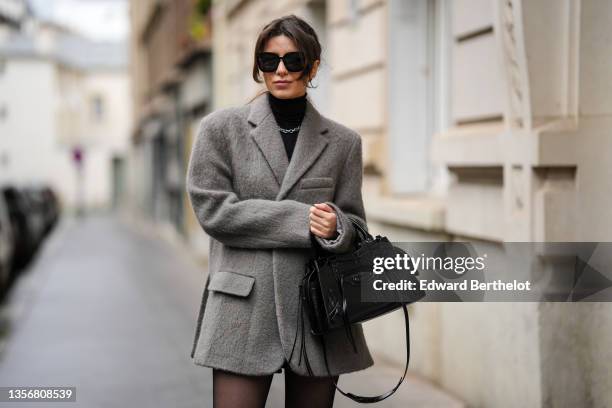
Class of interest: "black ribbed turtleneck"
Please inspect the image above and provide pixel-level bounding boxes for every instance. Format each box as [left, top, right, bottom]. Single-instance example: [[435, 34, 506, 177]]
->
[[267, 91, 307, 161]]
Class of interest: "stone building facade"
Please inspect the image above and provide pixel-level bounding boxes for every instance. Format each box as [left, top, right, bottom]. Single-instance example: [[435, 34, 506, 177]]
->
[[129, 0, 213, 253]]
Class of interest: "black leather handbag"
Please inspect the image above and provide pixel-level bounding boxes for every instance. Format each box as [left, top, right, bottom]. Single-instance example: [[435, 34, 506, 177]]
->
[[290, 215, 426, 403]]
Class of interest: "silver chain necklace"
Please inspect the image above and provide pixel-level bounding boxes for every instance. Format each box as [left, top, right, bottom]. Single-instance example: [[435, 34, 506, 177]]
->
[[278, 126, 301, 134]]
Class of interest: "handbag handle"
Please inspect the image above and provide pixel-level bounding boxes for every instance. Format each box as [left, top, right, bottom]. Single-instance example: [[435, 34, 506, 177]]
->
[[346, 214, 374, 243], [320, 304, 411, 404]]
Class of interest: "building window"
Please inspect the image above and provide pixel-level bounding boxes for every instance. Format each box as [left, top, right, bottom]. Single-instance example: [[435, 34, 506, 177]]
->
[[387, 0, 450, 193], [348, 0, 359, 24], [91, 95, 105, 122]]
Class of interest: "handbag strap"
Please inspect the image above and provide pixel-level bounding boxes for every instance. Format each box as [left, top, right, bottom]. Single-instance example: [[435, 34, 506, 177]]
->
[[290, 267, 412, 403], [320, 304, 411, 404], [301, 214, 412, 403]]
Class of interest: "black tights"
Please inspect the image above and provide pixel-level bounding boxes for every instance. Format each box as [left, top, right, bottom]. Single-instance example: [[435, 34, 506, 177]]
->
[[212, 367, 339, 408]]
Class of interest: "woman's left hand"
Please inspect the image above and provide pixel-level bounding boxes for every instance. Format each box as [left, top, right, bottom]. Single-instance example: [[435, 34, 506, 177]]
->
[[309, 203, 339, 239]]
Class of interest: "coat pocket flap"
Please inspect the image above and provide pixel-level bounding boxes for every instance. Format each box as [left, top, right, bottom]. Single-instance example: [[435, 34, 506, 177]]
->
[[208, 271, 255, 297], [300, 177, 334, 189]]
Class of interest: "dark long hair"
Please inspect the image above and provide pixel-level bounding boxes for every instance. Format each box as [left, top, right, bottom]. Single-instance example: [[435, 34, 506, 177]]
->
[[252, 14, 321, 86]]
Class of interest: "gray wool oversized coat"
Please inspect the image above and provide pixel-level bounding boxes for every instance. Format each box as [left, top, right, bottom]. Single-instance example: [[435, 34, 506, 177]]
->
[[185, 91, 374, 377]]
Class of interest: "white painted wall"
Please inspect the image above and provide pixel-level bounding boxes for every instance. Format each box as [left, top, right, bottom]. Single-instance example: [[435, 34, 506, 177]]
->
[[0, 59, 73, 200], [79, 71, 132, 208], [82, 72, 132, 153], [0, 56, 131, 210]]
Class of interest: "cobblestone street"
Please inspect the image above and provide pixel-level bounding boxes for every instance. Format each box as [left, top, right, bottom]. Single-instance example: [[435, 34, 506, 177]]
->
[[0, 215, 463, 408]]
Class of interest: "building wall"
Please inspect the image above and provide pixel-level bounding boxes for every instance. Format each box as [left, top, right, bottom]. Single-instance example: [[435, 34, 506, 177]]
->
[[0, 58, 74, 202], [128, 0, 214, 237], [328, 0, 387, 173], [0, 54, 131, 210], [83, 72, 132, 153], [80, 71, 132, 208], [131, 0, 206, 114]]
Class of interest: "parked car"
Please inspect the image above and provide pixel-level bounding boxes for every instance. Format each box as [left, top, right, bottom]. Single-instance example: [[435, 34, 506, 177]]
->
[[40, 186, 60, 234], [0, 185, 61, 285], [21, 185, 60, 239], [20, 188, 47, 249], [1, 186, 37, 272], [0, 193, 15, 294]]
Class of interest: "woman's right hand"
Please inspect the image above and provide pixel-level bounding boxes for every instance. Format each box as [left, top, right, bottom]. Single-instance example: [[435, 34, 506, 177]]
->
[[309, 203, 339, 240]]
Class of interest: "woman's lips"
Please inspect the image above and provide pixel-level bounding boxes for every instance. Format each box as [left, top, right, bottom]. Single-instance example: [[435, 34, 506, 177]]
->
[[274, 81, 291, 88]]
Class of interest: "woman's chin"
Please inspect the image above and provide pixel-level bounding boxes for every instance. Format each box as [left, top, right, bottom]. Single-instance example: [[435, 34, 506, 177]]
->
[[270, 87, 303, 99]]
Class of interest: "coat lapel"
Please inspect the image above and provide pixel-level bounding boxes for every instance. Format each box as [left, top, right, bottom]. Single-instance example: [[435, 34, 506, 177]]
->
[[248, 94, 289, 187], [247, 91, 330, 201]]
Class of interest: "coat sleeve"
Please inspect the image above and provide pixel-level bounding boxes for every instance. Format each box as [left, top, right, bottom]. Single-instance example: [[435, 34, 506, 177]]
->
[[186, 113, 312, 249], [314, 135, 367, 254]]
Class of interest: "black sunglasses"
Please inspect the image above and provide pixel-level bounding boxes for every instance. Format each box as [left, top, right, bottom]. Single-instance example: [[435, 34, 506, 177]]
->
[[257, 52, 306, 73]]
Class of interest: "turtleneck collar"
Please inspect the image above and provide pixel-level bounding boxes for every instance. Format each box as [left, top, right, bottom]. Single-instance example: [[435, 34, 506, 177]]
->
[[267, 91, 307, 128]]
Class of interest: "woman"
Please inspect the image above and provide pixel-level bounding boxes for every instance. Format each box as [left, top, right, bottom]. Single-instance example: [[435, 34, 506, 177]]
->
[[186, 14, 373, 408]]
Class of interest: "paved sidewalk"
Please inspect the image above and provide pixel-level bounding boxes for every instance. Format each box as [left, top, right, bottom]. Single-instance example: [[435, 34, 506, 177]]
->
[[0, 214, 463, 408]]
